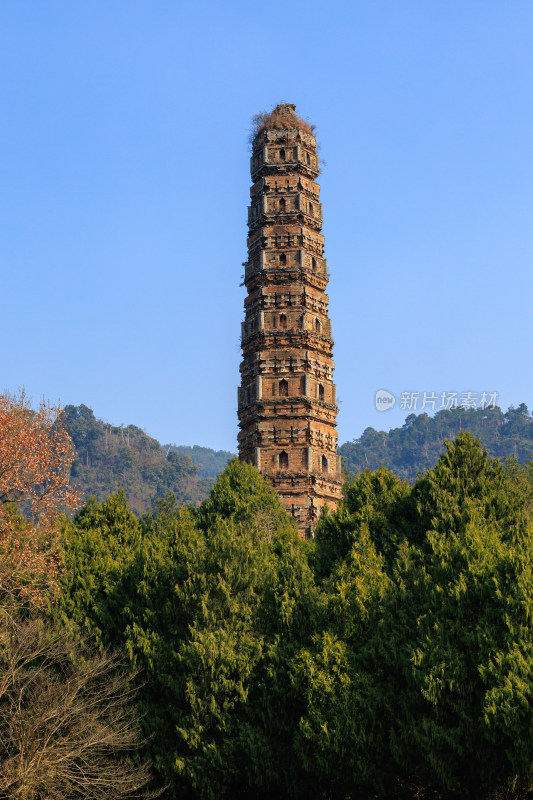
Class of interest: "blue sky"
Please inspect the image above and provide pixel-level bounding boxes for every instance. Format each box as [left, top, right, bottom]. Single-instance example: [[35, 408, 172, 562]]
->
[[2, 1, 532, 451]]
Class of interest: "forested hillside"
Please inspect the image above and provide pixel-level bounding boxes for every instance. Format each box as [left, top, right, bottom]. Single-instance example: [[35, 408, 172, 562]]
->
[[63, 404, 533, 512], [62, 405, 228, 513], [339, 404, 533, 481]]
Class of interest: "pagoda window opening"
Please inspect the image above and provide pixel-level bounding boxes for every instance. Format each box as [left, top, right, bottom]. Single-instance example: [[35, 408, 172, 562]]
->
[[306, 152, 311, 164], [279, 198, 286, 211], [312, 257, 317, 269], [279, 379, 288, 397], [321, 455, 328, 474], [279, 149, 286, 161], [315, 318, 321, 333], [309, 202, 314, 216], [318, 383, 325, 401], [279, 252, 286, 265], [279, 313, 287, 329], [279, 451, 289, 470]]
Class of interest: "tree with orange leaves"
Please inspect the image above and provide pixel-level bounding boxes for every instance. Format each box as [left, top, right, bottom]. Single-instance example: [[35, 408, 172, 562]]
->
[[0, 390, 79, 609], [0, 391, 78, 520]]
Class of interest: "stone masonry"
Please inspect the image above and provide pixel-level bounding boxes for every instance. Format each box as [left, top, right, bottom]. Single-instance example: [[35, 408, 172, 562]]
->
[[238, 104, 342, 538]]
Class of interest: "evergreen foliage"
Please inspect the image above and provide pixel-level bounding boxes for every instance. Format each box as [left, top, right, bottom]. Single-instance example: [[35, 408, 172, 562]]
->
[[310, 433, 533, 798], [58, 435, 533, 799], [61, 461, 316, 799]]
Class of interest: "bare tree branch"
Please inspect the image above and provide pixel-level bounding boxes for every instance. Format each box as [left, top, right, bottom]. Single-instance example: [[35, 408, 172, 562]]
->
[[0, 617, 162, 800]]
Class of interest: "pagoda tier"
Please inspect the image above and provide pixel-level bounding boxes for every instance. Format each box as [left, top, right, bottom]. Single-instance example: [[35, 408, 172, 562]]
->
[[238, 104, 342, 538]]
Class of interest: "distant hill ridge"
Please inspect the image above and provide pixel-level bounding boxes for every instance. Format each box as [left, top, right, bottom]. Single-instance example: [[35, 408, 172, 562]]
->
[[63, 403, 533, 514], [165, 444, 235, 479], [62, 405, 233, 515], [339, 404, 533, 482]]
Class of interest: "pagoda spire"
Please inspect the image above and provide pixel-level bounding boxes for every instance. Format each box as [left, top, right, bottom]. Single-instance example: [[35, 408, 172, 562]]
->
[[238, 105, 342, 537]]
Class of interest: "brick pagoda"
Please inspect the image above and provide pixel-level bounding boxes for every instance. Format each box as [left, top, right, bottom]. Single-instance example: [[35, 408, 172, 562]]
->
[[238, 103, 342, 538]]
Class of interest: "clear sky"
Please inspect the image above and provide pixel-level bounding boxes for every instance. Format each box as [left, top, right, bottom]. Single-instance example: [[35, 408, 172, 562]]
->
[[2, 1, 532, 451]]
